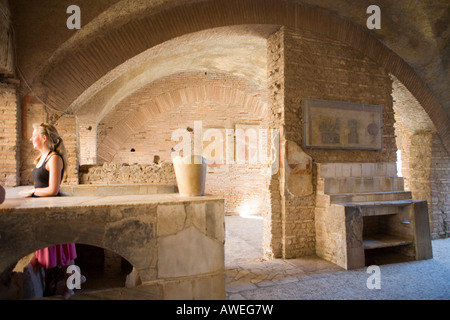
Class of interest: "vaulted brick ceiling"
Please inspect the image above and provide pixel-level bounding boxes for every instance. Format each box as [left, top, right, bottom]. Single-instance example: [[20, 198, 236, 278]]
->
[[72, 25, 276, 122], [10, 0, 450, 151]]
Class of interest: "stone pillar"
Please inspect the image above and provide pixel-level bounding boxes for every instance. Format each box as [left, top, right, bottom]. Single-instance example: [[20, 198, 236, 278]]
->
[[266, 27, 285, 258], [430, 135, 450, 238], [409, 132, 433, 202], [409, 131, 433, 235]]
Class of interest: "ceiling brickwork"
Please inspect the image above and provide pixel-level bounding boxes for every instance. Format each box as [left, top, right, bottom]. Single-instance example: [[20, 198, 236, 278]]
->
[[97, 71, 267, 161], [9, 0, 450, 152]]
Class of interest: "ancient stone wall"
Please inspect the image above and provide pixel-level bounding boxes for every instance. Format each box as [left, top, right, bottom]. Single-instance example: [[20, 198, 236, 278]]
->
[[431, 136, 450, 239], [284, 27, 396, 163], [409, 132, 433, 224], [79, 162, 176, 185]]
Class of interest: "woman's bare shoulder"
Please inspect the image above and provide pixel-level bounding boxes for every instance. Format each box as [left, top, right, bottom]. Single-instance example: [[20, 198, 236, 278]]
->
[[46, 152, 63, 166]]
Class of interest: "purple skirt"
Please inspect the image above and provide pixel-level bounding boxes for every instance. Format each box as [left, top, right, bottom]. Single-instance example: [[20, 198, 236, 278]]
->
[[36, 243, 77, 269]]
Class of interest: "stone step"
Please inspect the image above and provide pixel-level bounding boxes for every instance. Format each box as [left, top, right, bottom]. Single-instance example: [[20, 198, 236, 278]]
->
[[338, 199, 413, 207], [329, 191, 412, 204], [60, 183, 178, 196], [336, 199, 413, 216], [317, 162, 398, 179], [323, 176, 404, 194]]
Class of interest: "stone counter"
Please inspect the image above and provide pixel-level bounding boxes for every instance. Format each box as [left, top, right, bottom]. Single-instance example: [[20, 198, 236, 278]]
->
[[0, 193, 225, 300]]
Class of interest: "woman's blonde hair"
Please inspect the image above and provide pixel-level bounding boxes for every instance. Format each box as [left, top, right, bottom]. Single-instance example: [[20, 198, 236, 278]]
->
[[33, 123, 68, 177]]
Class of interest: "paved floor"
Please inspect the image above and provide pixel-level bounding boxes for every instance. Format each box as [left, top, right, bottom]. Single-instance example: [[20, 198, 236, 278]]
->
[[224, 215, 450, 300]]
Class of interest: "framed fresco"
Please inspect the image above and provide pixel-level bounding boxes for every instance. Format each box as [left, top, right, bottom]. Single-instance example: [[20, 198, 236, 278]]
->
[[302, 99, 382, 150]]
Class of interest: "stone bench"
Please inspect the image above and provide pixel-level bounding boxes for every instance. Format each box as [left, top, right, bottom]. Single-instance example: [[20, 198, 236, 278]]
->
[[60, 183, 178, 196], [0, 192, 225, 300], [5, 184, 178, 198]]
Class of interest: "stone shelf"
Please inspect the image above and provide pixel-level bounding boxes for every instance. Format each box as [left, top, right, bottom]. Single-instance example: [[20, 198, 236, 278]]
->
[[336, 199, 413, 208], [329, 191, 412, 204], [363, 234, 413, 250]]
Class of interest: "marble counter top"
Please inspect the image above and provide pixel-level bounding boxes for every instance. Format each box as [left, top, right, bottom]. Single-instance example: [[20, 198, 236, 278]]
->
[[0, 192, 223, 211]]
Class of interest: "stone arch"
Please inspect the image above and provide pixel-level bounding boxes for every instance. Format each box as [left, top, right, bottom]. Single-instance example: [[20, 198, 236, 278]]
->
[[2, 242, 139, 281], [72, 24, 274, 122], [33, 0, 449, 153], [96, 71, 268, 163], [11, 241, 133, 282], [0, 212, 152, 279]]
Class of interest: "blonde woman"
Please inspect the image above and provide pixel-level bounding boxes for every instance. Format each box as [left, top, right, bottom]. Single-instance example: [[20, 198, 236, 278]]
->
[[20, 123, 79, 298]]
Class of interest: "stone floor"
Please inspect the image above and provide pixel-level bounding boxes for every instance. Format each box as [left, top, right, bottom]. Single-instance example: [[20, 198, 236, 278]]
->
[[224, 215, 450, 300]]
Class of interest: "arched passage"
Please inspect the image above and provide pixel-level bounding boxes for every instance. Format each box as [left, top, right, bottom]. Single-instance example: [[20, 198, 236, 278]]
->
[[8, 243, 134, 299], [0, 227, 143, 280]]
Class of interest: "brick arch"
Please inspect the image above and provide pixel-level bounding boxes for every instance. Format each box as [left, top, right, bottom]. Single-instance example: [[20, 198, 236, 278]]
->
[[38, 0, 449, 152], [97, 71, 267, 162]]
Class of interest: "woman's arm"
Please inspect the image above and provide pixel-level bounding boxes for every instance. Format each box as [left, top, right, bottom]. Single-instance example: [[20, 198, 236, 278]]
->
[[33, 153, 63, 197]]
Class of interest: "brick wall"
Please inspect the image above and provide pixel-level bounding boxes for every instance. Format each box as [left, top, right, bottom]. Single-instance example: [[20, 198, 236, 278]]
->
[[284, 27, 396, 162], [0, 0, 14, 75], [430, 135, 450, 238], [54, 114, 79, 185], [0, 83, 19, 186], [97, 71, 267, 163], [409, 132, 433, 217], [20, 97, 46, 185], [394, 122, 449, 239]]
